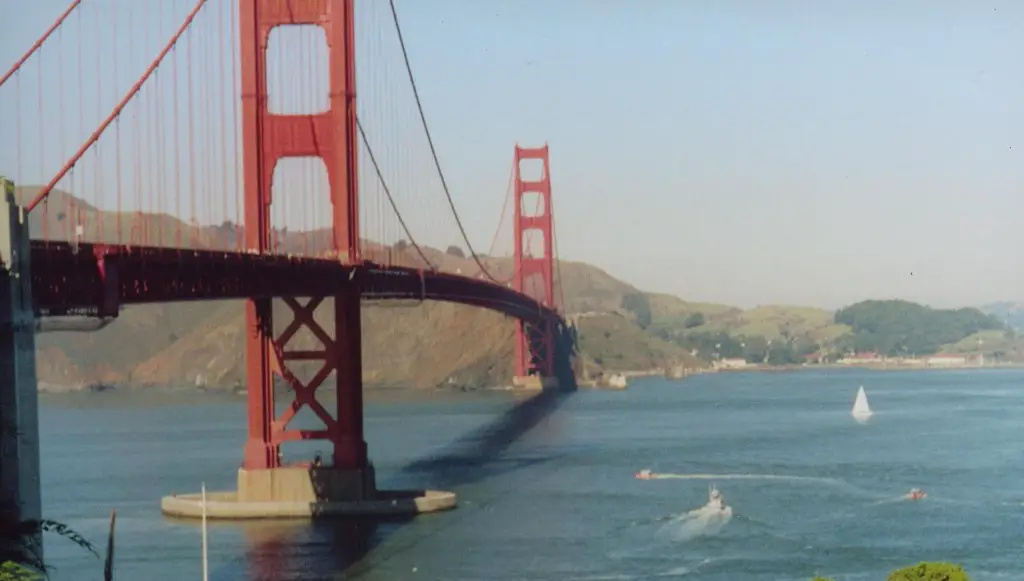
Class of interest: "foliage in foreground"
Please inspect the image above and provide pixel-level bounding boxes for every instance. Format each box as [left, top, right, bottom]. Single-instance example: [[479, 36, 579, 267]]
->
[[0, 562, 42, 581], [812, 561, 972, 581], [1, 416, 102, 580], [0, 511, 102, 581], [885, 562, 971, 581]]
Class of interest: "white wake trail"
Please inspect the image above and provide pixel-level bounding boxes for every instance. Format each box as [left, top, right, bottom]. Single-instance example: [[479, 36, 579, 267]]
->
[[650, 472, 843, 485], [656, 503, 733, 542]]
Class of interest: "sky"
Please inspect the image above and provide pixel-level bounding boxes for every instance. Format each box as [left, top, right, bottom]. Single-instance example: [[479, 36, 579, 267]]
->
[[2, 0, 1023, 310]]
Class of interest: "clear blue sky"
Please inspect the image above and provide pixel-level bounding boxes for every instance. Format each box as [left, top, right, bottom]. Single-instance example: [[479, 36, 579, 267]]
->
[[3, 0, 1023, 309]]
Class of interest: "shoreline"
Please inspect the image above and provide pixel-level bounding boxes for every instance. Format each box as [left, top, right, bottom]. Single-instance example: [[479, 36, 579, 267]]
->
[[710, 362, 1024, 374], [36, 362, 1024, 398]]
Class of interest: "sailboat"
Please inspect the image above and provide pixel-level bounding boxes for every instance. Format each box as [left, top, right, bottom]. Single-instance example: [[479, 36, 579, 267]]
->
[[851, 385, 873, 422]]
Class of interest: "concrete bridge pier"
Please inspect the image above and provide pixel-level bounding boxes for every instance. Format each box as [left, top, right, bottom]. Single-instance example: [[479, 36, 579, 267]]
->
[[161, 289, 457, 520], [0, 181, 43, 560]]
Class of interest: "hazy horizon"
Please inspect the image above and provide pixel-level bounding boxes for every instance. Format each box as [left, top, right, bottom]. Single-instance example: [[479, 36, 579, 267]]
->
[[3, 1, 1023, 310]]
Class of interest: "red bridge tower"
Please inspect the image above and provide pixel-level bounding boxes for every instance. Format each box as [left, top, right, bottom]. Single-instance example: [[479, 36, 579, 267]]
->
[[237, 0, 372, 502], [512, 145, 560, 390]]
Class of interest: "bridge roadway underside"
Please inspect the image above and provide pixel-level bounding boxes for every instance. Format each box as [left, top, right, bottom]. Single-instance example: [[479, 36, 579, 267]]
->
[[30, 241, 558, 322]]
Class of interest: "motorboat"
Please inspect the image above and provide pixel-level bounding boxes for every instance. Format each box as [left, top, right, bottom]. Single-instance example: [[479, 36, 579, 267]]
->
[[707, 485, 727, 511], [634, 469, 653, 480], [907, 487, 927, 500]]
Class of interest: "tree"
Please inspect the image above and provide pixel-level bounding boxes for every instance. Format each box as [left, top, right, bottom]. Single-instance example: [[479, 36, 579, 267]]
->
[[791, 337, 820, 358], [765, 341, 800, 365], [445, 245, 465, 258], [835, 299, 1004, 356], [620, 293, 652, 329], [683, 312, 705, 329], [741, 336, 769, 363]]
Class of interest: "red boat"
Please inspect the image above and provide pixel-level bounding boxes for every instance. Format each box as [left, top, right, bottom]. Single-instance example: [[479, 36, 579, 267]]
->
[[907, 488, 927, 500], [634, 469, 653, 480]]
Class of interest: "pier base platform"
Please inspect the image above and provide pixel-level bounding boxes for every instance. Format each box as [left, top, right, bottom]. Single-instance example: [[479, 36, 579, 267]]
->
[[160, 466, 456, 520]]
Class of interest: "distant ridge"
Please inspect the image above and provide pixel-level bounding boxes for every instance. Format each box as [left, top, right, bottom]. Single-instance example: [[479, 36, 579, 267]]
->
[[27, 188, 1024, 391]]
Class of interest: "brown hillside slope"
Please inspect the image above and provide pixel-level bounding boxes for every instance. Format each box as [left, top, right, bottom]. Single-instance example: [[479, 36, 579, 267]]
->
[[576, 313, 703, 372], [114, 300, 518, 389], [26, 188, 697, 390], [35, 254, 690, 389]]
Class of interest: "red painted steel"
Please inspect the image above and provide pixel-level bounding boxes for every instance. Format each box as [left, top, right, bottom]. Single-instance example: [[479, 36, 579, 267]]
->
[[238, 0, 365, 470], [513, 145, 557, 379], [0, 0, 82, 89], [25, 0, 210, 214], [29, 242, 559, 323]]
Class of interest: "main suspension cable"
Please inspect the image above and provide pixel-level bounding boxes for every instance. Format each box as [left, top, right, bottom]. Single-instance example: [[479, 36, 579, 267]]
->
[[387, 0, 500, 283], [357, 115, 434, 269]]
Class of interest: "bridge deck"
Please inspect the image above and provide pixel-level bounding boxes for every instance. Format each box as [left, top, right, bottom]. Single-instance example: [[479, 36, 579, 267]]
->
[[30, 241, 556, 323]]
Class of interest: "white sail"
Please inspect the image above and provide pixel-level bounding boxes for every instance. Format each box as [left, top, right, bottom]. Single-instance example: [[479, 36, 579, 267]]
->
[[851, 385, 872, 419]]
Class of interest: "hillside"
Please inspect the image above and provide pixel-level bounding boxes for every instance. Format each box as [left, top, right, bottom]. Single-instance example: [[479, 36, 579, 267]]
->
[[649, 295, 849, 344], [34, 272, 697, 391], [637, 292, 849, 363], [25, 188, 1018, 390], [37, 300, 523, 391], [834, 300, 1006, 356], [643, 295, 1021, 364], [26, 188, 705, 390], [981, 301, 1024, 332]]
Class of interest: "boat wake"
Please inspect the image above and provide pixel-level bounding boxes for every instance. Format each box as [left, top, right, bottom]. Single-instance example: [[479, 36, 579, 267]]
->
[[656, 502, 733, 542], [656, 487, 733, 542], [643, 472, 844, 486]]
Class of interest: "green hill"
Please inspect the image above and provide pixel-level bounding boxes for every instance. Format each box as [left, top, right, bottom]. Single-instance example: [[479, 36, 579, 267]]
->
[[981, 301, 1024, 331], [24, 187, 1021, 389], [835, 299, 1005, 356], [646, 298, 1019, 364]]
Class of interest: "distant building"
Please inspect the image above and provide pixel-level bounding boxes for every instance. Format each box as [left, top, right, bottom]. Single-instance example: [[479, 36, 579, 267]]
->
[[838, 352, 881, 365], [925, 354, 967, 367], [716, 358, 748, 369]]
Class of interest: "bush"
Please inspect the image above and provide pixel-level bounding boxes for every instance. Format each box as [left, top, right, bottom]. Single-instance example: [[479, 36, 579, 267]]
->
[[683, 312, 705, 329], [810, 562, 972, 581], [886, 562, 972, 581], [0, 561, 42, 581], [620, 293, 652, 329]]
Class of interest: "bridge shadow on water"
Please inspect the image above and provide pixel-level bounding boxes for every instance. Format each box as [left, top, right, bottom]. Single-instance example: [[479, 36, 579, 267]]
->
[[399, 387, 573, 488], [234, 388, 575, 581]]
